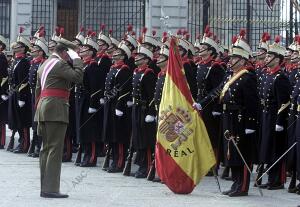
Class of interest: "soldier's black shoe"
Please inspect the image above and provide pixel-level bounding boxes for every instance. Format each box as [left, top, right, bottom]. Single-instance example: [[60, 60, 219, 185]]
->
[[152, 178, 161, 183], [288, 187, 298, 193], [107, 166, 123, 173], [228, 191, 248, 197], [135, 170, 147, 178], [224, 176, 233, 181], [206, 170, 214, 177], [267, 184, 284, 190], [222, 189, 234, 195], [40, 192, 69, 198], [13, 146, 26, 153]]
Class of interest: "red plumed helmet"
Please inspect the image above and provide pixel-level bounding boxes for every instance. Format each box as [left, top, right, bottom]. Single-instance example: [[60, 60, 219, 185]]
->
[[162, 31, 168, 37], [274, 35, 281, 43], [138, 36, 143, 43], [177, 29, 182, 35], [87, 29, 93, 37], [19, 26, 24, 34]]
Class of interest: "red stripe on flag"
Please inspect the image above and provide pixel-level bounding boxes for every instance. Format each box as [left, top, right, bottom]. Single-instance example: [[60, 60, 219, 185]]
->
[[156, 142, 195, 194], [166, 38, 194, 105]]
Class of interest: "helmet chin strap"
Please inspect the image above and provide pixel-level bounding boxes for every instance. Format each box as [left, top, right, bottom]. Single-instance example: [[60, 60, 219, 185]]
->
[[157, 58, 167, 65], [198, 48, 209, 55], [265, 56, 276, 68], [229, 58, 242, 70]]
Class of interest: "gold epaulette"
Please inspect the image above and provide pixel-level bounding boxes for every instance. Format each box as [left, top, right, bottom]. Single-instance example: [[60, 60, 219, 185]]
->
[[1, 77, 8, 87], [220, 69, 248, 101], [18, 83, 28, 92], [278, 101, 291, 114], [90, 89, 102, 98], [117, 92, 130, 101]]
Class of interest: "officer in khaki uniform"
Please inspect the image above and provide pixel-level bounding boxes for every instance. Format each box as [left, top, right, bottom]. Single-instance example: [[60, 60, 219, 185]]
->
[[35, 37, 83, 198]]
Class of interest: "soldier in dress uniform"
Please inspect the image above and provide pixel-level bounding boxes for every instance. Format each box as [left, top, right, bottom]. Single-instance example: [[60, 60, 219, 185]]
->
[[259, 36, 291, 190], [286, 36, 300, 87], [0, 35, 9, 149], [220, 30, 259, 197], [177, 30, 197, 100], [194, 26, 225, 175], [286, 39, 300, 193], [8, 27, 32, 153], [27, 30, 48, 157], [36, 37, 83, 198], [131, 43, 157, 178], [76, 30, 104, 167], [102, 41, 133, 173], [253, 32, 271, 185]]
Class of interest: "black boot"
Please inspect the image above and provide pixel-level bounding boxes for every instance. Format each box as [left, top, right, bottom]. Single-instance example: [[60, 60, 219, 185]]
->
[[74, 145, 82, 166], [80, 143, 96, 167], [7, 135, 15, 152], [27, 140, 36, 157], [221, 166, 230, 180], [288, 171, 297, 193]]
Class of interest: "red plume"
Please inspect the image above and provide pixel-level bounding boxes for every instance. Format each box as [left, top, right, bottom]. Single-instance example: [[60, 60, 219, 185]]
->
[[109, 29, 113, 35], [183, 30, 188, 36], [264, 33, 271, 42], [294, 35, 299, 42], [142, 27, 147, 34], [239, 29, 246, 38], [177, 29, 182, 35], [127, 24, 133, 32], [162, 36, 168, 43], [39, 30, 45, 37], [80, 26, 84, 32], [162, 31, 168, 37], [55, 26, 60, 35], [132, 31, 136, 36], [204, 25, 210, 34], [87, 29, 93, 37], [152, 30, 156, 36], [91, 32, 96, 37], [19, 27, 24, 34], [274, 35, 281, 43], [138, 36, 143, 43], [206, 31, 212, 38], [185, 33, 190, 40], [100, 24, 105, 31], [38, 25, 45, 32], [232, 35, 238, 44], [59, 27, 64, 36]]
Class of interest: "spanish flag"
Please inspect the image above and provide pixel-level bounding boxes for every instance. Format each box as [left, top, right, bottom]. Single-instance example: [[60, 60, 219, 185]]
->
[[155, 37, 216, 194]]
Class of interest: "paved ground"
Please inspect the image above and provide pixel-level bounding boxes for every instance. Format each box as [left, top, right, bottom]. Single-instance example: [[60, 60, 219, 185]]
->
[[0, 134, 299, 207]]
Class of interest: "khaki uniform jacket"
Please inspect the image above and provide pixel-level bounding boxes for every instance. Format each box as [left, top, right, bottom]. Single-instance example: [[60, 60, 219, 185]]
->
[[34, 54, 83, 123]]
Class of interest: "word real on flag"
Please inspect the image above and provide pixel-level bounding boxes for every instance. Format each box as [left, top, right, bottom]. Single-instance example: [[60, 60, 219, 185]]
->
[[155, 37, 216, 194]]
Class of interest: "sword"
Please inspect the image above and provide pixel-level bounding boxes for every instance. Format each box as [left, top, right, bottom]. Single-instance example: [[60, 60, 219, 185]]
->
[[256, 142, 297, 183], [212, 167, 222, 193], [224, 130, 263, 196]]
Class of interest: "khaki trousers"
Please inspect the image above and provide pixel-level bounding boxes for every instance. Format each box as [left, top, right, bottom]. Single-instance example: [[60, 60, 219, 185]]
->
[[39, 121, 67, 193]]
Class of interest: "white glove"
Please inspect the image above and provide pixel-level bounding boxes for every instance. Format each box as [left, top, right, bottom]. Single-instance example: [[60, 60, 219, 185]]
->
[[67, 49, 80, 60], [193, 102, 202, 111], [115, 109, 124, 117], [275, 125, 284, 132], [245, 129, 255, 134], [1, 95, 8, 101], [212, 111, 221, 116], [100, 98, 105, 105], [88, 107, 97, 114], [127, 101, 133, 107], [145, 115, 155, 123], [18, 100, 25, 108]]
